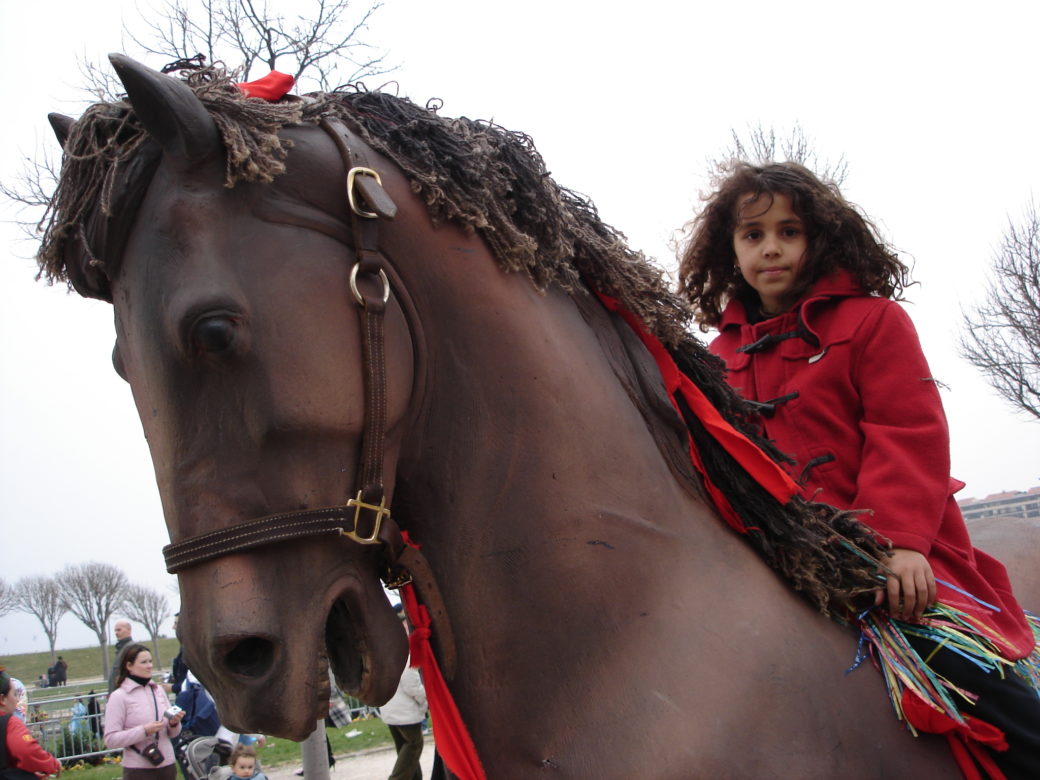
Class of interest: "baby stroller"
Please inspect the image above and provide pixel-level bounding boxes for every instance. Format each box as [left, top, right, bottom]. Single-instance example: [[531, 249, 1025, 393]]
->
[[182, 734, 266, 780], [182, 736, 233, 780]]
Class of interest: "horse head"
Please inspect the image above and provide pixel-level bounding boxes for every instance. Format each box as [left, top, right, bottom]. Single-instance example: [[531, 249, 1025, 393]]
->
[[47, 56, 415, 739]]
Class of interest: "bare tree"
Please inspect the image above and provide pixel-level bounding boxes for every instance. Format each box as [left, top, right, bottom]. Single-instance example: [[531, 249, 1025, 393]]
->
[[127, 0, 391, 92], [14, 577, 67, 665], [2, 0, 393, 247], [960, 202, 1040, 420], [0, 579, 16, 617], [708, 123, 849, 188], [57, 563, 128, 678], [123, 584, 173, 669]]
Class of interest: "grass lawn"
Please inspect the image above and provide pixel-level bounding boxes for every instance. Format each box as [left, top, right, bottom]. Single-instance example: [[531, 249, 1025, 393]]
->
[[2, 638, 181, 690], [58, 721, 395, 780]]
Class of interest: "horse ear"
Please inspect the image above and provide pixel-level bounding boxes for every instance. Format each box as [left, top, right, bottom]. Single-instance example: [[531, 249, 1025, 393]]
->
[[47, 113, 75, 149], [108, 53, 221, 169]]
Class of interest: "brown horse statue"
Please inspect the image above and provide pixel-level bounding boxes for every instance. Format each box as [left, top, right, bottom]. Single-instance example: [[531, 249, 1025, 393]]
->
[[39, 56, 1040, 778]]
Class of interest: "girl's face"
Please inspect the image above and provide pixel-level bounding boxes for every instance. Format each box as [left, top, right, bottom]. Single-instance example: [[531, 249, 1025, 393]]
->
[[233, 757, 256, 778], [732, 192, 807, 314], [126, 651, 154, 679]]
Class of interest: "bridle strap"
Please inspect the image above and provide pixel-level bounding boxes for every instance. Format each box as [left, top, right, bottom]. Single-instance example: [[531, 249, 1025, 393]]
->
[[162, 116, 401, 574], [163, 504, 396, 574], [159, 118, 456, 674], [325, 116, 394, 527]]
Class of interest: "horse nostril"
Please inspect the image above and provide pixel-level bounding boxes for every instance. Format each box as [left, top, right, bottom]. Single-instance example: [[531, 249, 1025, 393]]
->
[[224, 637, 276, 678]]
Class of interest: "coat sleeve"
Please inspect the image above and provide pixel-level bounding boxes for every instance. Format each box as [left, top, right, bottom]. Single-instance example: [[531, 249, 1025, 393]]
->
[[402, 668, 427, 712], [6, 713, 61, 775], [848, 303, 951, 554], [103, 689, 147, 749]]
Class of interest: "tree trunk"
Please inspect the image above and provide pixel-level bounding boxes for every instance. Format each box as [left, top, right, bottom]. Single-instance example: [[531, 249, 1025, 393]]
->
[[150, 631, 162, 670], [99, 636, 110, 680]]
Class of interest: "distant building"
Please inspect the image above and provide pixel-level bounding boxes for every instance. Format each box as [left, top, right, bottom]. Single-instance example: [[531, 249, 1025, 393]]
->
[[959, 487, 1040, 521]]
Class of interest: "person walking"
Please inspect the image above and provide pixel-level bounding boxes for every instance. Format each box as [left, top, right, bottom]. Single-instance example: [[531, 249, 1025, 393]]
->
[[379, 614, 427, 780]]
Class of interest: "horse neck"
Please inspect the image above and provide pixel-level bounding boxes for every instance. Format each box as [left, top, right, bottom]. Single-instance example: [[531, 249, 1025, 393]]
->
[[391, 236, 706, 559]]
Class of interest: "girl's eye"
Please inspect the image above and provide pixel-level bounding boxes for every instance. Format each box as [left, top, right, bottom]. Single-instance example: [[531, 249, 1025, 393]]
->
[[782, 227, 801, 237], [744, 230, 761, 241]]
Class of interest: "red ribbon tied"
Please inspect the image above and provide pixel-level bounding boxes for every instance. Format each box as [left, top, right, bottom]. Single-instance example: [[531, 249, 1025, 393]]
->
[[901, 690, 1009, 780], [399, 533, 487, 780], [236, 71, 294, 101]]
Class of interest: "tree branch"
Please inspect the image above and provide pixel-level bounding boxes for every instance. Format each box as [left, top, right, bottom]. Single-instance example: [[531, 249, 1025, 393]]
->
[[960, 201, 1040, 420]]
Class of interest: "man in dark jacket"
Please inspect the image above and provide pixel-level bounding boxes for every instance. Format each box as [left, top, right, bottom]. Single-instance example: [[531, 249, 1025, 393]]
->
[[107, 620, 133, 692]]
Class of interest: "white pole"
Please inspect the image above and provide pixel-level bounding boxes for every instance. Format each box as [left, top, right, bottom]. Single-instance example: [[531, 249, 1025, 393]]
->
[[300, 720, 331, 780]]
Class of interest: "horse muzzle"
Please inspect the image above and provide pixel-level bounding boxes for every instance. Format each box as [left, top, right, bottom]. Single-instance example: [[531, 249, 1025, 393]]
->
[[176, 540, 408, 741]]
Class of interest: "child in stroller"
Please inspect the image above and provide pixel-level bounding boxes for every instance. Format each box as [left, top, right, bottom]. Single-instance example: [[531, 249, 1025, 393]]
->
[[182, 735, 267, 780]]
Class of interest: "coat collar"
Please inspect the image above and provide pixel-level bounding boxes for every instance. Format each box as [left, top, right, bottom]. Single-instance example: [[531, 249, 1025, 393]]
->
[[119, 676, 156, 692], [719, 270, 864, 332], [718, 270, 869, 363]]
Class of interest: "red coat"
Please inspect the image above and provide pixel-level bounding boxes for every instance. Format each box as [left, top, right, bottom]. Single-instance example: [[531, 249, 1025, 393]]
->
[[712, 271, 1034, 659], [4, 714, 61, 776]]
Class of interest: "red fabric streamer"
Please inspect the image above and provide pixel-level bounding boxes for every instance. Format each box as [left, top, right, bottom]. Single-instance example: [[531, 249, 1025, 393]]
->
[[399, 534, 486, 780], [235, 71, 294, 101], [595, 292, 800, 532], [901, 690, 1008, 780]]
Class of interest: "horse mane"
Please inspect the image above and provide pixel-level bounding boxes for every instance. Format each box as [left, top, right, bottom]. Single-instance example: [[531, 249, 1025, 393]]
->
[[38, 65, 889, 616]]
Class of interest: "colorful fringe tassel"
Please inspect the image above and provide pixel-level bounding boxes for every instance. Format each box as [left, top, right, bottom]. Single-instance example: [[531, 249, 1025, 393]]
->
[[849, 604, 1040, 736]]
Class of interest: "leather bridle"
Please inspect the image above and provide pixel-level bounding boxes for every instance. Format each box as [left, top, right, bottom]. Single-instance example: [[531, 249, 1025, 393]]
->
[[160, 117, 455, 672]]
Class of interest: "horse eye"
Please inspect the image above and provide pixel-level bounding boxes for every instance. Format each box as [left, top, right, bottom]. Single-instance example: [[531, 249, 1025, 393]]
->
[[192, 315, 238, 354]]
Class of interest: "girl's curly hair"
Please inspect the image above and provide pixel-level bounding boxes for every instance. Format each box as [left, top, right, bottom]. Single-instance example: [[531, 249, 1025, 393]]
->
[[677, 161, 912, 329]]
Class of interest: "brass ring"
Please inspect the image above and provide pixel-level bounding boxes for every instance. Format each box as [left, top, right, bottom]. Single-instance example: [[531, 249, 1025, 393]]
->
[[349, 264, 390, 307]]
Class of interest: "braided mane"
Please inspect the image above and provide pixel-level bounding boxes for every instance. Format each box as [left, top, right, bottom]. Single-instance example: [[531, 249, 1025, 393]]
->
[[38, 66, 889, 617]]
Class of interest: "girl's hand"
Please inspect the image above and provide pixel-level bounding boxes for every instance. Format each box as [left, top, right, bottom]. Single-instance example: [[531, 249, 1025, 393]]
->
[[143, 720, 165, 735], [168, 710, 184, 727], [875, 548, 936, 621]]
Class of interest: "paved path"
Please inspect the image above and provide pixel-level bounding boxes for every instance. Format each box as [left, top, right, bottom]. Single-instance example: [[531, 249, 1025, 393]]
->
[[264, 738, 435, 780]]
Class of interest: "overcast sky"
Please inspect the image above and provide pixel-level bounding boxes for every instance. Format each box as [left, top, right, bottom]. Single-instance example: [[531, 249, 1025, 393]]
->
[[1, 0, 1038, 658]]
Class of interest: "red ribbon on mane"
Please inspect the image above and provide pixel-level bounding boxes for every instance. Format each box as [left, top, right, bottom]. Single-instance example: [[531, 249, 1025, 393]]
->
[[596, 292, 800, 529]]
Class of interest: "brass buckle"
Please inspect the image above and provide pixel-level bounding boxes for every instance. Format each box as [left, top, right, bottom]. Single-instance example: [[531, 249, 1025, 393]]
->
[[342, 491, 390, 545], [383, 566, 413, 590], [347, 167, 382, 219]]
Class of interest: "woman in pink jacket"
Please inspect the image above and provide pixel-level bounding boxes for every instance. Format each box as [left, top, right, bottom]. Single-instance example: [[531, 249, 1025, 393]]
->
[[679, 161, 1038, 779], [104, 644, 183, 780]]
